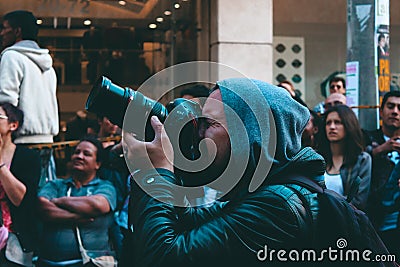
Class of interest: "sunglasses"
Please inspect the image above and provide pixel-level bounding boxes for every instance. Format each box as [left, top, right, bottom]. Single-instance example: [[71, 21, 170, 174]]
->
[[330, 85, 343, 89]]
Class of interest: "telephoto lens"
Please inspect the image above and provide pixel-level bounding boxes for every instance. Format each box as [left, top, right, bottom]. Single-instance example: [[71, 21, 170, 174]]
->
[[86, 76, 205, 186], [85, 76, 168, 141]]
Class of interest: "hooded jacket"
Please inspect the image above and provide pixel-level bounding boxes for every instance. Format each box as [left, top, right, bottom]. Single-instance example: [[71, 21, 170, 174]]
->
[[126, 78, 326, 267], [0, 40, 59, 144]]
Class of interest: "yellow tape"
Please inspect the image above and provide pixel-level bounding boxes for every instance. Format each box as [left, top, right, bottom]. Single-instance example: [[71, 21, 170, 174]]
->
[[27, 136, 122, 150]]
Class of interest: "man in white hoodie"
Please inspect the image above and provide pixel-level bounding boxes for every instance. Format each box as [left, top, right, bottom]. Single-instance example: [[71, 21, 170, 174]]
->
[[0, 10, 59, 184]]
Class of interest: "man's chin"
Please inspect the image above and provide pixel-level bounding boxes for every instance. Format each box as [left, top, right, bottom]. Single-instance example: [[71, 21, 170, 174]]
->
[[387, 124, 400, 131]]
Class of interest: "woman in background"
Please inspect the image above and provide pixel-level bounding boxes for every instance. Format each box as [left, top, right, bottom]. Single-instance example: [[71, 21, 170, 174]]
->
[[318, 105, 371, 210], [0, 103, 41, 266]]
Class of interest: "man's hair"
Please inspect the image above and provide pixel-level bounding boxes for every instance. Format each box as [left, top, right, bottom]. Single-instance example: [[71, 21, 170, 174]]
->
[[180, 85, 210, 98], [309, 109, 321, 126], [277, 80, 294, 90], [381, 91, 400, 109], [78, 136, 105, 163], [329, 76, 346, 88], [3, 10, 38, 41], [0, 102, 24, 130]]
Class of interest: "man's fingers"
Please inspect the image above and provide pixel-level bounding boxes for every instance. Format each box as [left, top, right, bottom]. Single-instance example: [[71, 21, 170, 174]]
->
[[123, 130, 137, 143], [151, 116, 165, 143], [122, 131, 146, 156], [122, 117, 173, 171], [126, 131, 149, 145]]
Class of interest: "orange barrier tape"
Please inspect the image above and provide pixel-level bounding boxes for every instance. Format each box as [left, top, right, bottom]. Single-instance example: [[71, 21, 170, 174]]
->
[[350, 105, 380, 109]]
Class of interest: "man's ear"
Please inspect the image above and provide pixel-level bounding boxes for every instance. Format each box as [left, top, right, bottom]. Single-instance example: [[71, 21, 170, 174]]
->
[[14, 27, 22, 40], [95, 161, 101, 170]]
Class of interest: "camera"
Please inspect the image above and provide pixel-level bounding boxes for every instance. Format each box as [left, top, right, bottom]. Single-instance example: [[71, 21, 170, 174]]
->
[[85, 76, 202, 161]]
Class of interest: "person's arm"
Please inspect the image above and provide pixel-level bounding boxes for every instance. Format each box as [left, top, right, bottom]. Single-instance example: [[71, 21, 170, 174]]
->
[[37, 196, 91, 223], [0, 51, 22, 106], [123, 116, 311, 265], [51, 195, 111, 217], [38, 179, 116, 222], [0, 145, 40, 208], [371, 136, 400, 157], [351, 153, 372, 210], [129, 169, 309, 266], [51, 179, 117, 218], [38, 180, 92, 223], [0, 166, 26, 207], [123, 116, 174, 172]]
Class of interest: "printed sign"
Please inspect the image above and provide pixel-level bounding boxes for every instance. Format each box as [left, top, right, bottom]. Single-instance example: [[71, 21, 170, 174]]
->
[[346, 61, 360, 117]]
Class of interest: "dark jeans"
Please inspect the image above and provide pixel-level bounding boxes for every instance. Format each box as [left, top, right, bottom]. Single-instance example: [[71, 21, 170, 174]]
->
[[38, 148, 57, 188], [379, 228, 400, 261], [21, 146, 57, 189]]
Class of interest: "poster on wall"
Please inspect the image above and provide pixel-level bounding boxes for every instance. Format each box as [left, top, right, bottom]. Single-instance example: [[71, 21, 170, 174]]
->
[[346, 61, 360, 118], [375, 0, 390, 102]]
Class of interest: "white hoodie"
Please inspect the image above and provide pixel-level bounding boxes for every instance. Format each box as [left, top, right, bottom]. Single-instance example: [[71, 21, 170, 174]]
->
[[0, 40, 59, 144]]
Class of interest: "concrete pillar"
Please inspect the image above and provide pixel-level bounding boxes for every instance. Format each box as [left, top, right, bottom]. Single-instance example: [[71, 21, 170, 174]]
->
[[209, 0, 273, 82], [347, 0, 390, 130]]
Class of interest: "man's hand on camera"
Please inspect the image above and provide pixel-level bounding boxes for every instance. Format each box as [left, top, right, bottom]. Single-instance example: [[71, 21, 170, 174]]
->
[[123, 116, 174, 172]]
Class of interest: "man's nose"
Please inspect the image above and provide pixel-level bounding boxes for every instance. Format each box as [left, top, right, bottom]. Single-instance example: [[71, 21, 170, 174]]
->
[[74, 152, 84, 158], [392, 106, 400, 114]]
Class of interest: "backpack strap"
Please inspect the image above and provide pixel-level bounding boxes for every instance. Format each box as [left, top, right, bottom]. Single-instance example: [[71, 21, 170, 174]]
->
[[269, 175, 324, 246], [283, 183, 317, 244], [271, 175, 324, 194]]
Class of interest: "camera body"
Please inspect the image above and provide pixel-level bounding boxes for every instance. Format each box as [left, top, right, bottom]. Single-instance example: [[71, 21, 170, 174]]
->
[[85, 76, 202, 161]]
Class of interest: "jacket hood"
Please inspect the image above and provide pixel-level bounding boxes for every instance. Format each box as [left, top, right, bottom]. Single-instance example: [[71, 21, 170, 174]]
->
[[1, 40, 53, 72], [213, 78, 325, 196]]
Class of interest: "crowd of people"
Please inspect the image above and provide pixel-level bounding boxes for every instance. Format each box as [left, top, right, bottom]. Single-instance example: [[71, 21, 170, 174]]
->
[[284, 77, 400, 262], [0, 8, 399, 267]]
